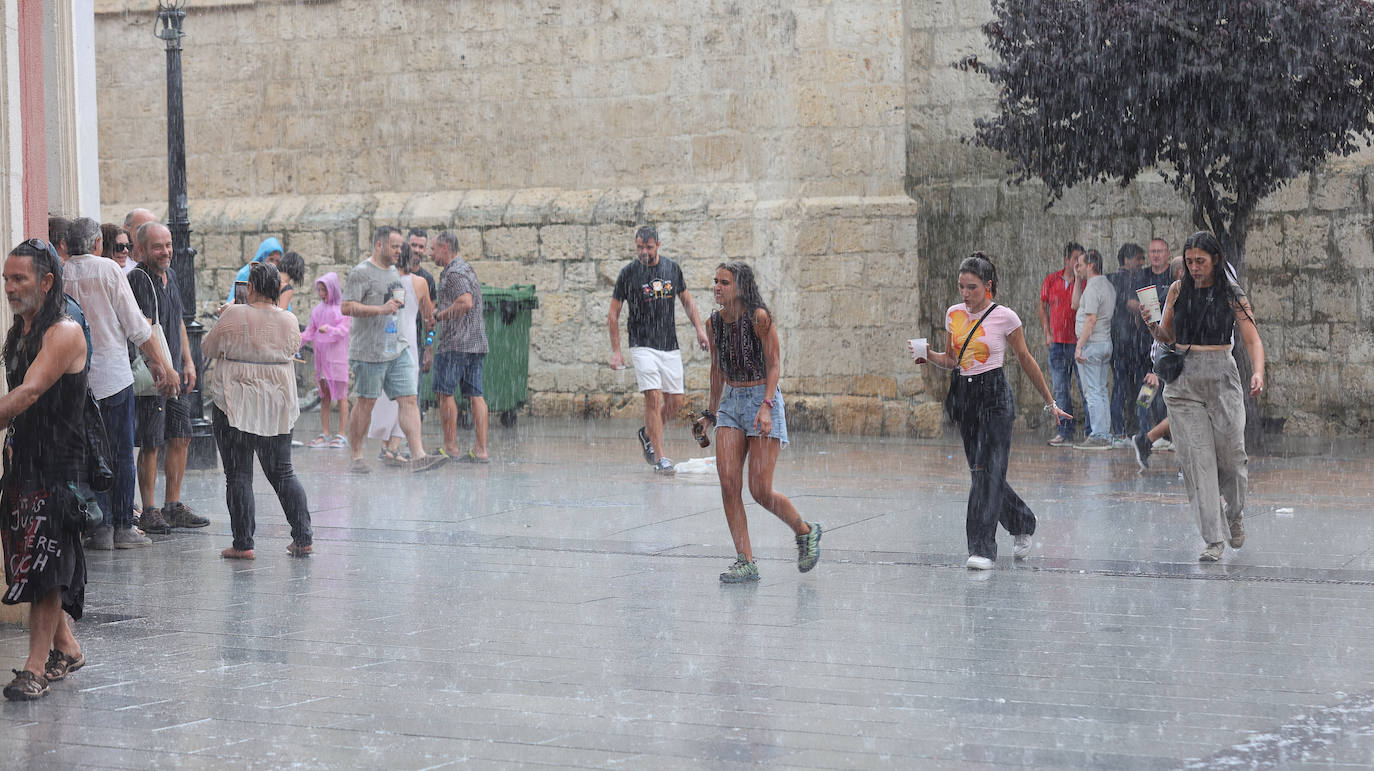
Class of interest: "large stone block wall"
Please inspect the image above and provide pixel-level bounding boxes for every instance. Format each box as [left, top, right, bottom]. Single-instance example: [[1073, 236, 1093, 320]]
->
[[104, 188, 934, 435], [907, 0, 1374, 437]]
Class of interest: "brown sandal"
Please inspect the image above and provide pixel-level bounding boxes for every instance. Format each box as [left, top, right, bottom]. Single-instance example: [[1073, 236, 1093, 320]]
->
[[3, 669, 48, 701], [43, 649, 84, 682], [220, 547, 255, 560], [286, 543, 313, 557]]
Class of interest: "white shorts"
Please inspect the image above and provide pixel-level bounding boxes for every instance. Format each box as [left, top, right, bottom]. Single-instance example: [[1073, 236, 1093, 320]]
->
[[629, 347, 684, 394]]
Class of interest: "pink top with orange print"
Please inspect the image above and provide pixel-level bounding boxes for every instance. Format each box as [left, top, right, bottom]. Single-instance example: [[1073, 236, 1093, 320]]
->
[[945, 303, 1022, 376]]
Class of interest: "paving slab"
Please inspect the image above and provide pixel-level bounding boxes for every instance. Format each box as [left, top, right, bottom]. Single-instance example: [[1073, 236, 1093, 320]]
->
[[1, 415, 1373, 768]]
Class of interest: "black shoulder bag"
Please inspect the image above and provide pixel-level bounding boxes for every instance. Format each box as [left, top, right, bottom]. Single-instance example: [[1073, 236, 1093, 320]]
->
[[943, 303, 998, 422], [1155, 292, 1200, 384]]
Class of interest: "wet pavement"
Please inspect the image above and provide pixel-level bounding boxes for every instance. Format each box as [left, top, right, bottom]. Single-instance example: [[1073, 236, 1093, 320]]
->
[[3, 414, 1374, 769]]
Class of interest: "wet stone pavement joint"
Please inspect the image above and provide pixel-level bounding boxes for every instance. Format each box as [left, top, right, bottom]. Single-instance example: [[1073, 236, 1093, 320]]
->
[[3, 416, 1374, 769]]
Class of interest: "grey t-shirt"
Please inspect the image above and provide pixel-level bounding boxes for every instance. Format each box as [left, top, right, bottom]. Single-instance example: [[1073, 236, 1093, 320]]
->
[[1076, 274, 1116, 346], [344, 259, 408, 362]]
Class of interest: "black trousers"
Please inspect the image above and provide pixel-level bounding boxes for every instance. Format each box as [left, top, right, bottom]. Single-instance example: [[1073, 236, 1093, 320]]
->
[[211, 407, 312, 552], [950, 369, 1036, 560]]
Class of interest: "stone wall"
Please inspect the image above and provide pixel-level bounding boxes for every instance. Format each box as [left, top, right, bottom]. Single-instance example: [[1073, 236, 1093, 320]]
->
[[104, 187, 934, 435], [906, 0, 1374, 437]]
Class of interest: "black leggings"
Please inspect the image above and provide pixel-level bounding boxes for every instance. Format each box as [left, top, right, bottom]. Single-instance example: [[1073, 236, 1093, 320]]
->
[[211, 407, 312, 552], [950, 368, 1036, 560]]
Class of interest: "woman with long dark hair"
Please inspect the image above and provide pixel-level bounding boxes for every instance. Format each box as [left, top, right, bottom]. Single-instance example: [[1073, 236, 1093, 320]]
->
[[913, 253, 1071, 570], [204, 262, 313, 559], [694, 261, 819, 583], [1142, 231, 1264, 562]]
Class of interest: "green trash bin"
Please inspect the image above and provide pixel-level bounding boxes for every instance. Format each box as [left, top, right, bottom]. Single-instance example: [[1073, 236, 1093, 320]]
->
[[476, 284, 538, 427]]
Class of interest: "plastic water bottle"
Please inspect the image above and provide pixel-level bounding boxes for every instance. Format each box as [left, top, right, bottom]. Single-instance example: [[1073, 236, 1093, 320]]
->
[[689, 412, 711, 448], [1136, 380, 1157, 408], [383, 316, 398, 356]]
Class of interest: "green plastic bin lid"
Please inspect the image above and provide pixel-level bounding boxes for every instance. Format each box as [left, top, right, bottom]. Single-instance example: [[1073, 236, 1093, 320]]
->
[[481, 284, 539, 310]]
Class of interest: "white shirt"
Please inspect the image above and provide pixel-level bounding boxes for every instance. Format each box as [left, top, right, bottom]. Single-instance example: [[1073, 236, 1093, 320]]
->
[[61, 254, 154, 399]]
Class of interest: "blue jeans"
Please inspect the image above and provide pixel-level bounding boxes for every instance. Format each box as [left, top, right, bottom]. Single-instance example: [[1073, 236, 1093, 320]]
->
[[95, 385, 136, 529], [1047, 342, 1087, 439], [1077, 341, 1112, 441]]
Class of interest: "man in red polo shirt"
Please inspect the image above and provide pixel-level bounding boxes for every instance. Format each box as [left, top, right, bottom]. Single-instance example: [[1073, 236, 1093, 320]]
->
[[1039, 242, 1087, 446]]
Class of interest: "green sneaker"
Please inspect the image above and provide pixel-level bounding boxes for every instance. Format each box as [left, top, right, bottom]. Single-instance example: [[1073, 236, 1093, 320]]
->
[[796, 521, 822, 573], [719, 554, 760, 583]]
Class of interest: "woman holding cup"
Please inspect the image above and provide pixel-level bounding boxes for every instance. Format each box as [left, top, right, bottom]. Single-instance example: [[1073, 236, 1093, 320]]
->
[[911, 253, 1070, 570]]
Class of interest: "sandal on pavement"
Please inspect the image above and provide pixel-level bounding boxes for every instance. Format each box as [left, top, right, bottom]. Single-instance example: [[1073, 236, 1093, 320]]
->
[[220, 547, 256, 560], [307, 433, 329, 449], [347, 459, 372, 475], [457, 450, 490, 464], [3, 670, 48, 701], [43, 650, 84, 682], [287, 543, 313, 557], [411, 453, 450, 473], [380, 449, 410, 468]]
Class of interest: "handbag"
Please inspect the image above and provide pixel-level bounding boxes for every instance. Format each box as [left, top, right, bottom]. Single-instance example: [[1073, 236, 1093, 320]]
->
[[82, 389, 114, 494], [129, 269, 173, 397], [943, 303, 998, 422], [1155, 346, 1188, 383], [67, 483, 104, 532]]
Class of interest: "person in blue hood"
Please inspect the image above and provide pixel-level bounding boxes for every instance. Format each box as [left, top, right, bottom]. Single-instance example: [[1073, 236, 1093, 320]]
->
[[227, 238, 283, 303]]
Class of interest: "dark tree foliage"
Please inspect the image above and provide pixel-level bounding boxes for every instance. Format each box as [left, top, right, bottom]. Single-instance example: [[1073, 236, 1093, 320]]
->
[[958, 0, 1374, 270]]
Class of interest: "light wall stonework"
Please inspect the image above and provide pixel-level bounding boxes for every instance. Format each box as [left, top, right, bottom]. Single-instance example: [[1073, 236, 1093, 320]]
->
[[94, 0, 1374, 437]]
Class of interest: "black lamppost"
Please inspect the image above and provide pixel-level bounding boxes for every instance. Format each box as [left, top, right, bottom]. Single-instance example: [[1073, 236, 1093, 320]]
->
[[157, 0, 216, 468]]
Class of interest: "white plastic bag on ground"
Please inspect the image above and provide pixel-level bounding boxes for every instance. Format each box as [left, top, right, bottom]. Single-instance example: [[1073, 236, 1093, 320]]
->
[[674, 456, 716, 474]]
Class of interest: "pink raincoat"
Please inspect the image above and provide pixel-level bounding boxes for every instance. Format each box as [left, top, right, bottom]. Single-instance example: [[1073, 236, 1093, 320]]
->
[[300, 272, 350, 383]]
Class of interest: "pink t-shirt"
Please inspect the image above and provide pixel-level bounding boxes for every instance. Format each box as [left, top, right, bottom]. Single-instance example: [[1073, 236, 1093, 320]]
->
[[945, 303, 1022, 376]]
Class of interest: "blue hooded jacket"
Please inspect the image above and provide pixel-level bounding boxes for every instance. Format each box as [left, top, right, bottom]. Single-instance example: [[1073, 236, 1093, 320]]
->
[[227, 237, 283, 303]]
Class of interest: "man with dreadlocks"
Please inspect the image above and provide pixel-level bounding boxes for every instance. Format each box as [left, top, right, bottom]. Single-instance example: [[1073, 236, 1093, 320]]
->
[[0, 239, 92, 700]]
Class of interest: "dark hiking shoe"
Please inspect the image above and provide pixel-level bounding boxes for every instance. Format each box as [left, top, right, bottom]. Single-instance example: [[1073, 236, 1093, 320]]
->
[[165, 502, 209, 528], [1132, 432, 1153, 471], [638, 426, 656, 465], [796, 522, 822, 572], [138, 507, 171, 535]]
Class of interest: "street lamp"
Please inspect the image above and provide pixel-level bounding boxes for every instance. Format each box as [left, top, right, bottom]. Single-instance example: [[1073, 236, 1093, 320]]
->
[[156, 0, 216, 468]]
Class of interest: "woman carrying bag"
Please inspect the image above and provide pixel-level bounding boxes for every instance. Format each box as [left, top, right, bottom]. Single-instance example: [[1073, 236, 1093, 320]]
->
[[912, 253, 1071, 570]]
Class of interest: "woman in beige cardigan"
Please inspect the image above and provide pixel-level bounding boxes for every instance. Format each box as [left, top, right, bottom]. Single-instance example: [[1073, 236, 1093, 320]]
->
[[204, 262, 312, 560]]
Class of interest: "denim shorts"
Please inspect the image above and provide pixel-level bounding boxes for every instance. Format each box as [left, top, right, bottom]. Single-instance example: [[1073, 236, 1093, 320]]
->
[[351, 349, 418, 400], [433, 352, 484, 398], [716, 384, 788, 446]]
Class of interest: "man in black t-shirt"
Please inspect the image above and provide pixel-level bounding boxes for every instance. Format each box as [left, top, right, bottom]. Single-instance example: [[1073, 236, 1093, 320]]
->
[[128, 222, 210, 534], [608, 226, 709, 474]]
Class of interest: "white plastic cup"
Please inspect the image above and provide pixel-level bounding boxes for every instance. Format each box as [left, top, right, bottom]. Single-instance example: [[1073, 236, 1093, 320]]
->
[[908, 337, 928, 361], [1136, 286, 1162, 324]]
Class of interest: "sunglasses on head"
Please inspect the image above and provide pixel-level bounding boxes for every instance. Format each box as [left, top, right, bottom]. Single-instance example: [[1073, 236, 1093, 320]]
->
[[18, 238, 60, 263]]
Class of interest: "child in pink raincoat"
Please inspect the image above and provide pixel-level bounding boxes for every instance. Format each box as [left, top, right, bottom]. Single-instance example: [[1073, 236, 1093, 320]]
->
[[301, 272, 351, 448]]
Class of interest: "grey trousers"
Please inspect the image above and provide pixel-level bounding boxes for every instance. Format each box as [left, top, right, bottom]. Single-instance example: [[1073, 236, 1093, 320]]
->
[[1163, 350, 1247, 545]]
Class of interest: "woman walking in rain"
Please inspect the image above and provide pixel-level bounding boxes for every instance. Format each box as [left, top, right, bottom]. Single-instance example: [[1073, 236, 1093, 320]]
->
[[912, 253, 1070, 570], [694, 261, 820, 583], [1142, 231, 1264, 562], [204, 262, 313, 559]]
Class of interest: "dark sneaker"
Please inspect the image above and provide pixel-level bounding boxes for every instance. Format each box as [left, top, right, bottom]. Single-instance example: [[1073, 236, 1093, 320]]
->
[[86, 524, 113, 551], [654, 458, 675, 475], [1132, 432, 1153, 470], [638, 426, 656, 465], [3, 670, 48, 701], [796, 522, 822, 572], [1199, 542, 1224, 562], [43, 650, 84, 682], [165, 502, 209, 528], [1228, 517, 1245, 549], [1073, 436, 1113, 450], [138, 507, 171, 535], [720, 554, 760, 583]]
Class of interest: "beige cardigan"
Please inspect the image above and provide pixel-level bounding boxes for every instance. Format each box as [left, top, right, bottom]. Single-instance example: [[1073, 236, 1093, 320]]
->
[[204, 303, 301, 437]]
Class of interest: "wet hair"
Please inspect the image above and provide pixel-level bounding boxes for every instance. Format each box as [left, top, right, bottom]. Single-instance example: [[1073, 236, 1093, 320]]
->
[[1181, 230, 1253, 322], [1116, 242, 1144, 267], [407, 228, 428, 241], [4, 240, 69, 362], [248, 261, 282, 302], [433, 230, 459, 254], [958, 251, 999, 297], [397, 243, 413, 273], [1063, 241, 1084, 259], [136, 221, 168, 250], [1149, 237, 1169, 250], [716, 261, 768, 315], [100, 223, 124, 261], [635, 225, 659, 244], [373, 225, 400, 247], [48, 216, 72, 253], [66, 217, 102, 256], [1083, 249, 1104, 274], [278, 251, 305, 285]]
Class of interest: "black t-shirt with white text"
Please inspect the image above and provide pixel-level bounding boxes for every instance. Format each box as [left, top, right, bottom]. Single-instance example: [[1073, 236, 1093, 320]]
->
[[612, 257, 686, 351]]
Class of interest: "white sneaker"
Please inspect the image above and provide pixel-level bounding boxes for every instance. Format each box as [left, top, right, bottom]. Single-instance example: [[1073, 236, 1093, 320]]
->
[[1013, 534, 1032, 559], [1152, 438, 1175, 451], [965, 555, 995, 570]]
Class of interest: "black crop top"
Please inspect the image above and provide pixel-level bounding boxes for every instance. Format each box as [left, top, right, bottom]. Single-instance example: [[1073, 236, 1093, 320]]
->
[[711, 309, 767, 383], [1174, 282, 1239, 346]]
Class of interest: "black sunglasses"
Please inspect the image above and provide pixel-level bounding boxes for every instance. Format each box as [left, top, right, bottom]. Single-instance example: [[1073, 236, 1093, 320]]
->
[[114, 242, 132, 253], [18, 238, 60, 263]]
